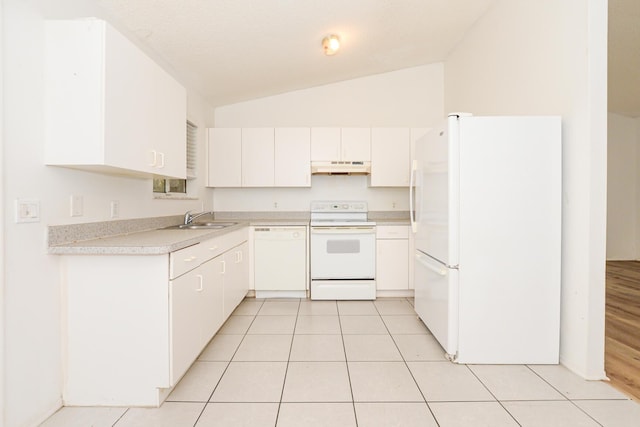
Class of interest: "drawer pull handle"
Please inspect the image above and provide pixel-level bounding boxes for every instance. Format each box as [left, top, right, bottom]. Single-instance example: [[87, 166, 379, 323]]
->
[[184, 256, 197, 262], [209, 246, 218, 251], [196, 274, 203, 291]]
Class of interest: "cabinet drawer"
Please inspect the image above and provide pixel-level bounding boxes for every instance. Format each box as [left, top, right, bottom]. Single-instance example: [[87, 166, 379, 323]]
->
[[199, 237, 225, 261], [376, 225, 409, 239], [169, 244, 202, 279], [170, 228, 249, 279]]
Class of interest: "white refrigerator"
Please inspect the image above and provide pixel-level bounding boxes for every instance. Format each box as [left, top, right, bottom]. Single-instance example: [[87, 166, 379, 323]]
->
[[411, 113, 562, 364]]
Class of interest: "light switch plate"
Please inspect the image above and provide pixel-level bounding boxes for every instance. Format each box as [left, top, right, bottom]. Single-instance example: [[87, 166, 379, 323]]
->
[[70, 195, 83, 217], [15, 199, 40, 223], [110, 200, 120, 218]]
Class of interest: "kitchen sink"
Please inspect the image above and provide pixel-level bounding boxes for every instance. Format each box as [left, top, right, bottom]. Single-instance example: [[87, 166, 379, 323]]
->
[[164, 222, 237, 230]]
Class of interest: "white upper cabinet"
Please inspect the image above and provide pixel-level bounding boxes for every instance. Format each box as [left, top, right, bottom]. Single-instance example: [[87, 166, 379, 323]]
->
[[44, 19, 187, 179], [341, 128, 371, 161], [311, 127, 370, 162], [370, 128, 411, 187], [310, 127, 341, 161], [275, 128, 311, 187], [208, 128, 242, 187], [208, 127, 311, 188], [242, 128, 275, 187]]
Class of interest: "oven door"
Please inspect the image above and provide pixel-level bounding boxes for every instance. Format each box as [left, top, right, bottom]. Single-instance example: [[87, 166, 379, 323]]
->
[[310, 226, 376, 279]]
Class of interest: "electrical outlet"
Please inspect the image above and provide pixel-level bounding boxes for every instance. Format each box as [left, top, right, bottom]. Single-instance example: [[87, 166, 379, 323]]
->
[[392, 201, 396, 209], [70, 195, 83, 217], [110, 200, 120, 218], [273, 202, 278, 209], [15, 199, 40, 223]]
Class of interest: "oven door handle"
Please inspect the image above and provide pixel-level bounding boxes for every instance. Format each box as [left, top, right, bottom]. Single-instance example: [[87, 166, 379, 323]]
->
[[311, 227, 376, 234]]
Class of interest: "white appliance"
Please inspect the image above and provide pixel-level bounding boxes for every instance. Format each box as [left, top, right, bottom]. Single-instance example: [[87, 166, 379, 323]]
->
[[254, 226, 307, 298], [310, 201, 376, 300], [411, 113, 562, 364]]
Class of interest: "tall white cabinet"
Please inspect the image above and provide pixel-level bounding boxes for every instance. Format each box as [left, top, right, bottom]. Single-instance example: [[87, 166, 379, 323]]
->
[[44, 19, 187, 178]]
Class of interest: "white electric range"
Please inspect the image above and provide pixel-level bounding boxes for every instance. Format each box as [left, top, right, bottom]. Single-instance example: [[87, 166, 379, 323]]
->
[[309, 201, 376, 300]]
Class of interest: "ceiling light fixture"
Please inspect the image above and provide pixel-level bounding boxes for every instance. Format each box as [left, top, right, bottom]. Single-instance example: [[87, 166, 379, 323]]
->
[[322, 34, 340, 56]]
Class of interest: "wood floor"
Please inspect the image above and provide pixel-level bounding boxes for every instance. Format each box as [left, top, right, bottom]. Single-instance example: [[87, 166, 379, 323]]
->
[[605, 261, 640, 401]]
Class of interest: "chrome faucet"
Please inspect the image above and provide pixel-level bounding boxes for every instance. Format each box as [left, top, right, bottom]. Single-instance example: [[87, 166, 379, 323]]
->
[[183, 210, 214, 225]]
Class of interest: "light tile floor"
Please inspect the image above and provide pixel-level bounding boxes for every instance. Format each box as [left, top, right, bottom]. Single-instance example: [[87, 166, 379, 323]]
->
[[41, 298, 640, 427]]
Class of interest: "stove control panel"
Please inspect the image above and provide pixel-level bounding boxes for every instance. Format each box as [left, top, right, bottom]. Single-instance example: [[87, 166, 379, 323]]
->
[[311, 201, 368, 213]]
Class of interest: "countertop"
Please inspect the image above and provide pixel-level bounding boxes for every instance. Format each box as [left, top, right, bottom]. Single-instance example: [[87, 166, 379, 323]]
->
[[48, 222, 250, 255], [48, 212, 410, 256]]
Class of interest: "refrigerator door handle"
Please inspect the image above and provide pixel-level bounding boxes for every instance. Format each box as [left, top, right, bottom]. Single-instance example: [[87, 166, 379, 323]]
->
[[410, 159, 418, 233], [416, 253, 447, 276]]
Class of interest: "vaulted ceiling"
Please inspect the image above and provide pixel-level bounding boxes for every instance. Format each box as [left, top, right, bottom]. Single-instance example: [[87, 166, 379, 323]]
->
[[98, 0, 639, 117]]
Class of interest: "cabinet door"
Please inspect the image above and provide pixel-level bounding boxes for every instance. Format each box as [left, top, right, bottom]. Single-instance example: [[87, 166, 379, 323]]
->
[[376, 238, 409, 290], [275, 128, 311, 187], [311, 127, 341, 161], [223, 242, 249, 318], [45, 20, 187, 179], [208, 128, 242, 187], [169, 271, 204, 385], [242, 128, 274, 187], [341, 128, 371, 161], [200, 256, 225, 342], [104, 22, 187, 178], [370, 128, 411, 187]]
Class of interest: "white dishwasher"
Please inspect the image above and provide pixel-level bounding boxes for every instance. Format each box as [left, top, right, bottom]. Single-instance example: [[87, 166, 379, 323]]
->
[[254, 226, 307, 298]]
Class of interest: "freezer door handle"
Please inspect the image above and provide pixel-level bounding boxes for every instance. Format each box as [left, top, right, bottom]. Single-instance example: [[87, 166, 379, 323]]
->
[[416, 253, 447, 276]]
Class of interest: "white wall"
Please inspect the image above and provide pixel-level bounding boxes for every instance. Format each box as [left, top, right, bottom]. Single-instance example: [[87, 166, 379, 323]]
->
[[607, 113, 640, 260], [0, 1, 5, 424], [444, 0, 608, 379], [2, 1, 214, 426], [213, 64, 444, 211]]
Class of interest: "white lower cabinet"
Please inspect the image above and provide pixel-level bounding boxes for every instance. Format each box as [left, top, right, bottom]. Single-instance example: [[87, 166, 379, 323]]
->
[[169, 255, 226, 386], [62, 228, 248, 407], [376, 225, 410, 292], [223, 242, 250, 318]]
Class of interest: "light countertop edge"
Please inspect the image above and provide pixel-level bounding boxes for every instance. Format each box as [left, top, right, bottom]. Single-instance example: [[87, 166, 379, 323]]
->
[[48, 215, 410, 256]]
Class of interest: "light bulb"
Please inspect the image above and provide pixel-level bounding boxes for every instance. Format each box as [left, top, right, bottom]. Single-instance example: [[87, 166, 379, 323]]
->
[[322, 35, 340, 55]]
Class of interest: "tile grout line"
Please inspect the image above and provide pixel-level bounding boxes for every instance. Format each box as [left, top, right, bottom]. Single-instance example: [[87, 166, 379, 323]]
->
[[273, 299, 302, 427], [336, 301, 360, 427], [464, 365, 523, 427], [111, 408, 129, 426], [375, 300, 444, 427], [523, 365, 606, 427], [193, 298, 264, 427]]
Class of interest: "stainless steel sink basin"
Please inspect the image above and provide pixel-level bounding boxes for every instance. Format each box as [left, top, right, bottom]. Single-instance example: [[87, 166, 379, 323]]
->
[[164, 222, 237, 230]]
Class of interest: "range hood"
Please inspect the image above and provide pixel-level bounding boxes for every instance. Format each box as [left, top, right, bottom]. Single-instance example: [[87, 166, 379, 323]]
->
[[311, 161, 371, 175]]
